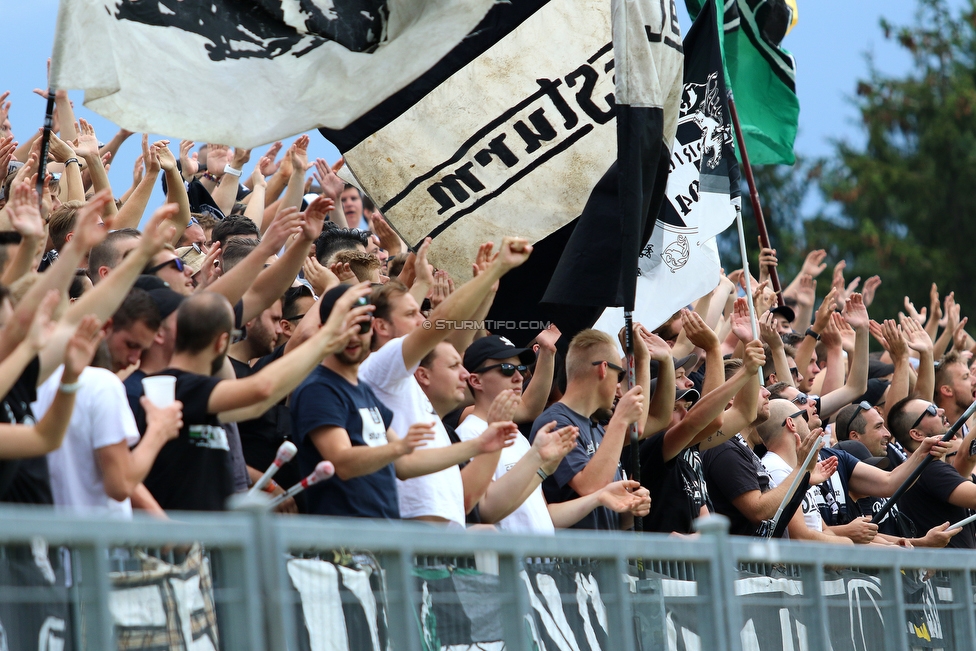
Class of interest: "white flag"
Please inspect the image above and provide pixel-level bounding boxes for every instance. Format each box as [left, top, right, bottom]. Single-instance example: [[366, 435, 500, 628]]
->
[[51, 0, 497, 147]]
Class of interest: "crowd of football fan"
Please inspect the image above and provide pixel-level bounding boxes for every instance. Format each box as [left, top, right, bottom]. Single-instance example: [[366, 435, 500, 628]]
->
[[2, 89, 976, 550]]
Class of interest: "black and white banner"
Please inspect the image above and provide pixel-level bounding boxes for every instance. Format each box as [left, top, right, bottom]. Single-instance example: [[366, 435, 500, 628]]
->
[[331, 0, 618, 286], [52, 0, 497, 146], [596, 0, 739, 333]]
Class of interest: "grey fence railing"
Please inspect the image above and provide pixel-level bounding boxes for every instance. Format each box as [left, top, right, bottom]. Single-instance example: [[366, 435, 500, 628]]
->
[[1, 505, 975, 651]]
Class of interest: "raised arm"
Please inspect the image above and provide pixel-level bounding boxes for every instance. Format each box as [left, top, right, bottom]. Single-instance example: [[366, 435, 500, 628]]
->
[[399, 237, 532, 370], [0, 316, 102, 459], [877, 320, 911, 422], [243, 161, 268, 230], [819, 294, 870, 418], [902, 316, 935, 402], [641, 329, 676, 435], [155, 142, 191, 243], [512, 327, 559, 424], [275, 136, 309, 218], [794, 287, 838, 387], [212, 147, 248, 217], [2, 181, 47, 286], [98, 127, 133, 165], [393, 422, 515, 480], [112, 136, 161, 230], [816, 313, 847, 396], [567, 385, 643, 496], [74, 119, 118, 218], [212, 283, 371, 420]]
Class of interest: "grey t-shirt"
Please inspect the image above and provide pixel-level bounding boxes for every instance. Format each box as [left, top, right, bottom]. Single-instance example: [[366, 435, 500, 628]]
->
[[529, 403, 623, 531]]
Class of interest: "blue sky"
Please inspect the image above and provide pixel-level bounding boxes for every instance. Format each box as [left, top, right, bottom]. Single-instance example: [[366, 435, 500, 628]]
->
[[4, 1, 934, 224]]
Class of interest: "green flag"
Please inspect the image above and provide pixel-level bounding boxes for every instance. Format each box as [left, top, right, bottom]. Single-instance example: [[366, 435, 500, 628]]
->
[[686, 0, 799, 165]]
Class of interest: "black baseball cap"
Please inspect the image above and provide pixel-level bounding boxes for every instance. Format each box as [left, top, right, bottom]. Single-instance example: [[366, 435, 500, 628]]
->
[[463, 335, 536, 372], [648, 377, 700, 404], [318, 283, 369, 323], [133, 275, 184, 319], [770, 305, 796, 324]]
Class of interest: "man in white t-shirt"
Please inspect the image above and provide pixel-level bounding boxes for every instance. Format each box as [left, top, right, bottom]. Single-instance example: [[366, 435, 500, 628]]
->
[[36, 365, 182, 516], [359, 237, 533, 525], [417, 336, 650, 533], [757, 399, 850, 544]]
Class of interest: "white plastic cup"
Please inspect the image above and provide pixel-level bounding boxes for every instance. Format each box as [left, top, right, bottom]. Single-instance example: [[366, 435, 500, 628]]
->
[[142, 376, 176, 407]]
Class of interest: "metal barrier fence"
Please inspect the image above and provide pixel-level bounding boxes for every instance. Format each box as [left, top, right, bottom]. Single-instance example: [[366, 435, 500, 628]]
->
[[2, 505, 976, 651]]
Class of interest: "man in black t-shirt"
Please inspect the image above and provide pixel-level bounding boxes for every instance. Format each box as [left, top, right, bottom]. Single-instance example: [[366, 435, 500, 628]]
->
[[130, 285, 372, 511], [887, 397, 975, 549]]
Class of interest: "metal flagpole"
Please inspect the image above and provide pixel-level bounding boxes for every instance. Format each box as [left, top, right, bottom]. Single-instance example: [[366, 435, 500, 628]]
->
[[734, 205, 764, 385], [623, 311, 642, 532], [874, 398, 976, 523], [728, 93, 783, 306]]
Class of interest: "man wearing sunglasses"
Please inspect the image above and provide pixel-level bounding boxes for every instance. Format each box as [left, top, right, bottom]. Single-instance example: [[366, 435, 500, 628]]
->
[[144, 248, 196, 295], [886, 397, 976, 549], [528, 329, 649, 531], [755, 400, 851, 544]]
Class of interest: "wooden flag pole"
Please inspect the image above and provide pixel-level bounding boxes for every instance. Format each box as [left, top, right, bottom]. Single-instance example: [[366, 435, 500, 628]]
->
[[727, 94, 783, 306]]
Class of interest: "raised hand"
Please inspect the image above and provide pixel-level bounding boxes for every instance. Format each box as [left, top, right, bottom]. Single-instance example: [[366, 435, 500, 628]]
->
[[7, 181, 45, 239], [289, 134, 310, 172], [410, 237, 435, 287], [487, 389, 521, 424], [47, 132, 75, 163], [429, 270, 453, 309], [260, 142, 283, 176], [263, 207, 305, 251], [138, 203, 180, 254], [130, 154, 145, 189], [901, 316, 934, 354], [371, 214, 402, 256], [758, 310, 782, 349], [533, 324, 561, 355], [303, 256, 337, 296], [800, 249, 828, 277], [531, 422, 578, 469], [757, 240, 777, 284], [330, 262, 356, 283], [179, 140, 198, 177], [196, 243, 222, 289], [681, 308, 719, 351], [902, 295, 927, 325], [0, 91, 11, 137], [742, 339, 766, 374], [495, 237, 532, 270], [820, 312, 843, 349], [810, 454, 838, 485], [299, 195, 333, 241], [73, 118, 100, 159], [793, 273, 817, 308], [62, 315, 105, 382], [812, 287, 839, 333], [26, 290, 61, 352], [205, 143, 230, 175], [251, 159, 269, 188], [953, 317, 970, 352], [638, 328, 672, 363], [313, 157, 345, 202], [396, 422, 436, 455], [153, 141, 177, 172], [476, 421, 518, 454], [320, 281, 375, 349], [842, 293, 869, 330], [883, 319, 908, 358], [610, 385, 644, 426], [730, 297, 754, 343], [0, 135, 16, 174], [230, 147, 251, 169], [861, 275, 882, 307]]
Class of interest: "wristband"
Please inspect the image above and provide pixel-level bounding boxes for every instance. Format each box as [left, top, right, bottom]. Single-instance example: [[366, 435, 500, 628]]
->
[[804, 328, 821, 341], [64, 158, 80, 167], [537, 468, 549, 482], [201, 171, 218, 182], [58, 381, 82, 394], [223, 164, 243, 178]]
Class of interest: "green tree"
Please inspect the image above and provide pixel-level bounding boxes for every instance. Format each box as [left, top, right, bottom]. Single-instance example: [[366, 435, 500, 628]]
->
[[811, 0, 976, 322]]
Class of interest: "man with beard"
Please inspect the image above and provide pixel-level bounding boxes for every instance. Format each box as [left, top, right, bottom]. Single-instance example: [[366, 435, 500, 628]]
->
[[291, 287, 515, 520], [129, 285, 370, 511]]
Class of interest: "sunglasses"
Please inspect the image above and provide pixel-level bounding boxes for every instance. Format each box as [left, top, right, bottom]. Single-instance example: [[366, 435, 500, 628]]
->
[[473, 362, 530, 377], [592, 360, 626, 383], [911, 403, 939, 431], [842, 401, 873, 437], [789, 367, 800, 379], [782, 409, 810, 427], [791, 392, 819, 407], [145, 257, 186, 275]]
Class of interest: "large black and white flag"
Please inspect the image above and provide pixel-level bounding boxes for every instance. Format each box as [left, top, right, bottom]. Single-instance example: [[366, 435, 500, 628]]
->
[[51, 0, 498, 146], [595, 0, 740, 333], [327, 0, 682, 343]]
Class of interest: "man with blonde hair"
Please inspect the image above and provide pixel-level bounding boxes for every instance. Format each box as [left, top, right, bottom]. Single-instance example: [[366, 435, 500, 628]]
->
[[332, 249, 382, 283], [528, 328, 648, 530]]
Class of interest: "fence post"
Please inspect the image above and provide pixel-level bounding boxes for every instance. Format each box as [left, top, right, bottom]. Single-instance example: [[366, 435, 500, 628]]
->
[[695, 514, 738, 651]]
